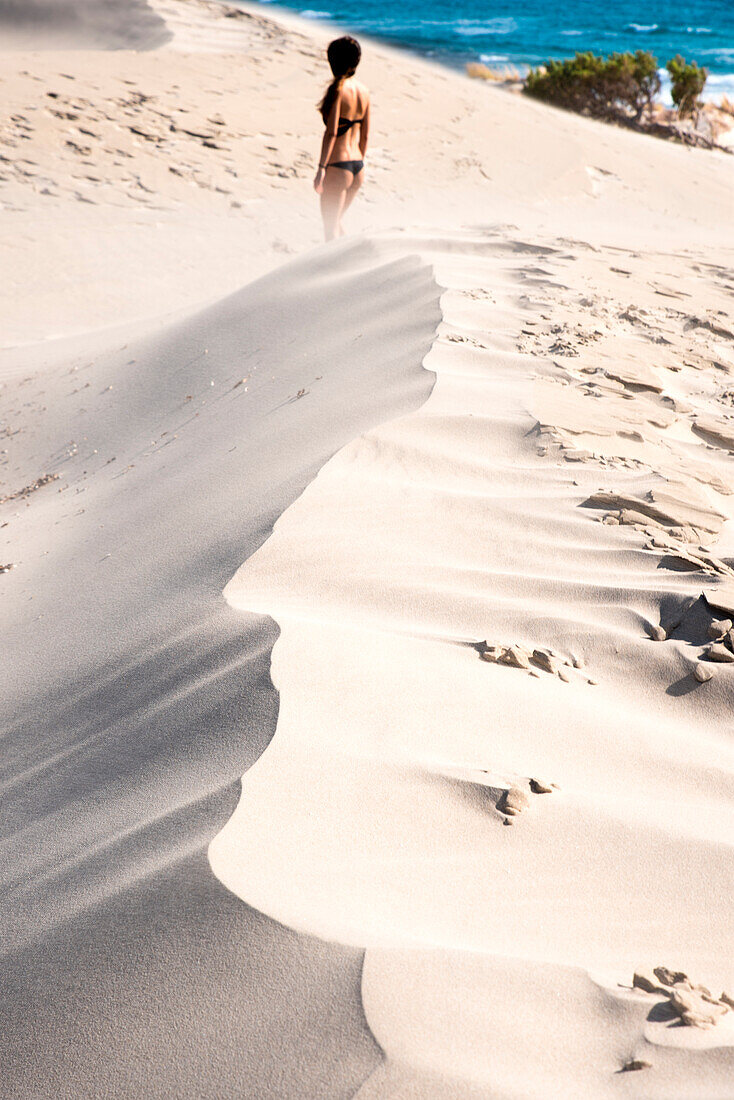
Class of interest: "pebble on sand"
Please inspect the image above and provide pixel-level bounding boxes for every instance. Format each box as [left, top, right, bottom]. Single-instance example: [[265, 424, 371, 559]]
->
[[498, 786, 530, 816], [498, 646, 531, 670], [633, 972, 668, 995], [707, 617, 732, 640], [668, 986, 729, 1029], [529, 778, 553, 794], [632, 967, 733, 1029], [531, 649, 559, 675], [619, 1060, 651, 1073], [693, 662, 713, 683], [654, 966, 688, 986], [706, 643, 734, 663]]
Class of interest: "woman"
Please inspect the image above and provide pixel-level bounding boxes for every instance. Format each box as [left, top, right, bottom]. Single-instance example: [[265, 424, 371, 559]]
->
[[313, 36, 370, 241]]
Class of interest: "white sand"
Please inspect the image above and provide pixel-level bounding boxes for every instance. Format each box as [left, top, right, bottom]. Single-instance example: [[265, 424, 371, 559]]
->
[[1, 237, 438, 1095], [3, 0, 734, 1095], [213, 229, 734, 1096]]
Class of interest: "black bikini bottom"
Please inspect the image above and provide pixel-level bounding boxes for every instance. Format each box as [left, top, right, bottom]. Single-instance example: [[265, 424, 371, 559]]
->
[[328, 159, 364, 175]]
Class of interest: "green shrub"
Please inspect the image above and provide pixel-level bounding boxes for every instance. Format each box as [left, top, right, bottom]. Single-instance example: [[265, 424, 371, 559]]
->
[[524, 51, 660, 122], [666, 55, 708, 116]]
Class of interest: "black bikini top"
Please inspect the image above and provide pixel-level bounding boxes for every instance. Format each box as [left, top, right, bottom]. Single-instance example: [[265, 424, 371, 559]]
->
[[336, 115, 364, 136]]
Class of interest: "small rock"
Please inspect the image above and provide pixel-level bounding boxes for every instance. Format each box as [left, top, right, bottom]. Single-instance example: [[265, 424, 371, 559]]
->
[[499, 646, 531, 670], [498, 787, 529, 816], [633, 972, 666, 995], [528, 669, 541, 678], [693, 662, 713, 683], [707, 618, 732, 640], [531, 649, 559, 675], [648, 625, 666, 641], [653, 966, 688, 987], [480, 646, 502, 663], [572, 655, 585, 669], [619, 508, 656, 527], [529, 778, 553, 794], [558, 670, 570, 683], [587, 677, 598, 686], [619, 1060, 651, 1073], [668, 986, 728, 1029], [721, 992, 734, 1010], [502, 817, 513, 826], [706, 643, 734, 663]]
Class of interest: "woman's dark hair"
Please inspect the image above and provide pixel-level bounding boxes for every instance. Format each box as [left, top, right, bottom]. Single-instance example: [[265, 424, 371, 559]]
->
[[318, 36, 361, 123]]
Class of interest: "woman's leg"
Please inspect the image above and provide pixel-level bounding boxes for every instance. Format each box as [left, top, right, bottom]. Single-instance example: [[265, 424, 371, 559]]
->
[[320, 169, 349, 241], [342, 168, 363, 217]]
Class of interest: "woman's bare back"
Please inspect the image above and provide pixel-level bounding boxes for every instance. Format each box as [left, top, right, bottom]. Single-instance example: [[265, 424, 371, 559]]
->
[[330, 79, 370, 162]]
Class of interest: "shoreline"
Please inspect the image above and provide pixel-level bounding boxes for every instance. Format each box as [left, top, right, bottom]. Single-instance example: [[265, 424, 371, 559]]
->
[[230, 0, 734, 152], [232, 0, 734, 103]]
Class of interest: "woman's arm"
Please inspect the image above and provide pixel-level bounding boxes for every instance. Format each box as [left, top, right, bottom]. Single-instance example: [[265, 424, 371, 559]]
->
[[359, 99, 370, 158], [314, 92, 341, 193]]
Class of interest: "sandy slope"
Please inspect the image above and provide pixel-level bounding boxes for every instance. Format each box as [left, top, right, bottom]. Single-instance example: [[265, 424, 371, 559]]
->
[[2, 0, 734, 1096], [1, 240, 439, 1096], [213, 227, 734, 1096], [0, 0, 171, 49]]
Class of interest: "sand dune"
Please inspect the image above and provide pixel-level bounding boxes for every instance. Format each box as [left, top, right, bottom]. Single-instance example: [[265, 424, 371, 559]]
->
[[0, 0, 170, 49], [2, 0, 734, 1095], [212, 228, 734, 1095], [1, 240, 438, 1096]]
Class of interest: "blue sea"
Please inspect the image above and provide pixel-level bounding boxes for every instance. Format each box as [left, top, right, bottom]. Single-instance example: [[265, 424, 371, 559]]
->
[[259, 0, 734, 100]]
